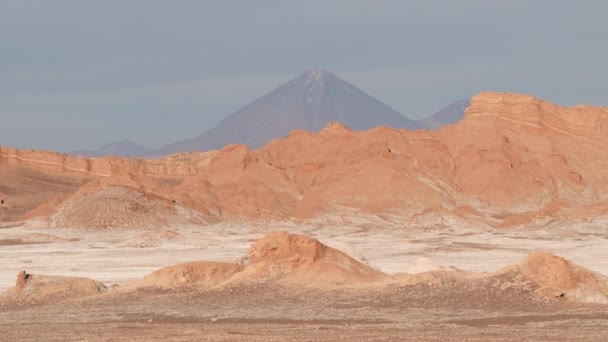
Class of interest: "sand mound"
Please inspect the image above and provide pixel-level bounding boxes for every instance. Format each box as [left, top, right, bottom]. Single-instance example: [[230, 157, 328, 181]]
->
[[41, 186, 208, 229], [389, 252, 608, 304], [0, 270, 107, 305], [515, 252, 608, 303], [133, 261, 242, 290], [236, 232, 387, 285], [121, 233, 384, 290]]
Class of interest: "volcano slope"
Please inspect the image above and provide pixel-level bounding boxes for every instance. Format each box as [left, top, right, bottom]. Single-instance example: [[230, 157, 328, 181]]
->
[[2, 92, 608, 230], [1, 232, 607, 341]]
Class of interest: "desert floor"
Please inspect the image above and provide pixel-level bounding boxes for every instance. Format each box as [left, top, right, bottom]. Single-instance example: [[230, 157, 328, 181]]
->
[[1, 220, 608, 341]]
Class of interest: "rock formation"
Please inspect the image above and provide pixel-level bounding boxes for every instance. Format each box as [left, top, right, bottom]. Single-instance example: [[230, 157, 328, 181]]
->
[[512, 252, 608, 303], [234, 232, 387, 285], [0, 270, 107, 304], [3, 233, 607, 305], [2, 92, 608, 228], [124, 233, 608, 303], [133, 261, 243, 290]]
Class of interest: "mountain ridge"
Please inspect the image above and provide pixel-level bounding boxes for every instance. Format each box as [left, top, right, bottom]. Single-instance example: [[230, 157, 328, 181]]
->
[[3, 92, 608, 229]]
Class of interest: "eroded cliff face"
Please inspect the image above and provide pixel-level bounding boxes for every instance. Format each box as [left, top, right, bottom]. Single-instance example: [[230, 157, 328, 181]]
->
[[0, 154, 91, 222], [0, 148, 221, 223], [437, 92, 608, 211], [2, 92, 608, 228], [0, 147, 218, 177], [463, 92, 608, 141]]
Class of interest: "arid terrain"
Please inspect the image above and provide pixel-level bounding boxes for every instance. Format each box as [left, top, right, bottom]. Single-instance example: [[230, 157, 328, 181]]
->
[[3, 92, 608, 230], [0, 228, 607, 341], [2, 92, 608, 340]]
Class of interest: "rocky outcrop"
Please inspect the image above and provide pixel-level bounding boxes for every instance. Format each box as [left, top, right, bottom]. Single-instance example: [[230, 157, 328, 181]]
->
[[235, 232, 387, 285], [497, 252, 608, 303], [118, 232, 387, 292], [0, 146, 218, 177], [2, 233, 607, 305], [0, 270, 107, 305], [463, 92, 608, 141]]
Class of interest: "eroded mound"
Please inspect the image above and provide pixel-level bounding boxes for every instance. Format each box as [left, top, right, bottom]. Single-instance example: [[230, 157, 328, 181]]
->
[[246, 232, 331, 265], [132, 261, 242, 290], [236, 232, 387, 285], [3, 234, 608, 308], [381, 251, 608, 305], [0, 271, 107, 305], [517, 252, 608, 303], [113, 232, 386, 293], [36, 186, 208, 229]]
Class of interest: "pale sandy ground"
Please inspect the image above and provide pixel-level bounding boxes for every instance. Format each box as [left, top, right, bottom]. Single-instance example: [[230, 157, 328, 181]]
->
[[1, 219, 607, 292], [1, 219, 608, 341]]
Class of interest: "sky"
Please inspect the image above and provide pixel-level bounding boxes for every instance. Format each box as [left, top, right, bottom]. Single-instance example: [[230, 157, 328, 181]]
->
[[1, 1, 607, 151]]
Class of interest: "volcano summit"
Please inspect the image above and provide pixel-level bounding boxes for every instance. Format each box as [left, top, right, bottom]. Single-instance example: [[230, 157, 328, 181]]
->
[[155, 69, 421, 155]]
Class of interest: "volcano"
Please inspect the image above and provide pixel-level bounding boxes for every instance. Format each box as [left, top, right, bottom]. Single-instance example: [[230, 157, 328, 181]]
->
[[154, 69, 421, 155]]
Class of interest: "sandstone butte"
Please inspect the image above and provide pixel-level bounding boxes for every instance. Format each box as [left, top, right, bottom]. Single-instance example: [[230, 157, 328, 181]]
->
[[1, 92, 608, 229], [2, 232, 607, 305]]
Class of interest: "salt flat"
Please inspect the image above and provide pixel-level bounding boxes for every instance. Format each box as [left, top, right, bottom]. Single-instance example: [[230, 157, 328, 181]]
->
[[1, 221, 607, 292]]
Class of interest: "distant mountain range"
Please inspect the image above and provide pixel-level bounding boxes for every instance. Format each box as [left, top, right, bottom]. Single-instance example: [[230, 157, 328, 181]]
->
[[415, 100, 469, 130], [72, 69, 468, 157]]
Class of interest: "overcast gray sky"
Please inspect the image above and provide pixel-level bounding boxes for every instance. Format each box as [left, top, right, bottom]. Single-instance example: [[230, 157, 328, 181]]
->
[[1, 1, 607, 151]]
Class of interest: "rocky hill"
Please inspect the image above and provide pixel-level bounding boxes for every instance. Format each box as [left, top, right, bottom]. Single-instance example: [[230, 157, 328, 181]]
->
[[2, 92, 608, 229]]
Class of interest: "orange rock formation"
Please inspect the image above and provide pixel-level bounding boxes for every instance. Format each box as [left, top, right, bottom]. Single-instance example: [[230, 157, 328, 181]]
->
[[1, 270, 107, 304], [1, 92, 607, 228], [133, 261, 243, 290], [234, 232, 387, 285]]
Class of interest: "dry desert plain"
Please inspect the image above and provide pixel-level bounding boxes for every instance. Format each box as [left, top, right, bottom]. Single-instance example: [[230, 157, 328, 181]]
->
[[1, 219, 608, 341]]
